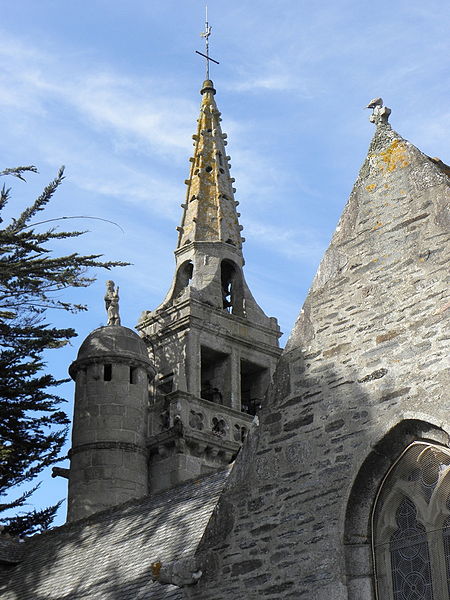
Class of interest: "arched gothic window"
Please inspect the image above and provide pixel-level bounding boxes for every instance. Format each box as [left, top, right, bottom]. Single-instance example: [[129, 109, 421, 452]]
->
[[373, 441, 450, 599]]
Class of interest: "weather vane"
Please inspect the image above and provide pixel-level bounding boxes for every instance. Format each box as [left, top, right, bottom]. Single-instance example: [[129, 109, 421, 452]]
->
[[195, 6, 219, 80]]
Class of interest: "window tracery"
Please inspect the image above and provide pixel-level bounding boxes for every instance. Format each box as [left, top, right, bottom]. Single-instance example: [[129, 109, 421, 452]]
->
[[389, 498, 433, 600], [373, 442, 450, 599]]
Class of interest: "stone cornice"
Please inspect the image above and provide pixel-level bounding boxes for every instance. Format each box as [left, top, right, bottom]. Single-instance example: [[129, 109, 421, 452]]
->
[[174, 240, 243, 262], [138, 297, 282, 345], [69, 354, 155, 380], [68, 441, 147, 457], [147, 427, 241, 456]]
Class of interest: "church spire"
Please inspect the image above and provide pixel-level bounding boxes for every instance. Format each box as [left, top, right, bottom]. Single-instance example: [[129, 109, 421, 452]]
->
[[137, 54, 281, 496], [177, 79, 244, 251]]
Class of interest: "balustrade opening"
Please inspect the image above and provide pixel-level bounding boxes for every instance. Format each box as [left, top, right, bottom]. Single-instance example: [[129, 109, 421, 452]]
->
[[201, 346, 231, 406], [240, 359, 268, 415], [156, 372, 174, 396]]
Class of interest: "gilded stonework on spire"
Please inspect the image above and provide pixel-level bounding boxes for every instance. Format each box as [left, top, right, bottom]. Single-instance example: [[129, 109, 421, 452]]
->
[[177, 80, 243, 250]]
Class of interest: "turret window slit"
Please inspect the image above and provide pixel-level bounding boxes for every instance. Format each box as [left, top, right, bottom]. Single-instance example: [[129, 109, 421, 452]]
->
[[103, 364, 112, 381]]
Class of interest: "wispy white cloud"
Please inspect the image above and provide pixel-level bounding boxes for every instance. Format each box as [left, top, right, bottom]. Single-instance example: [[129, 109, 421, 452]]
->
[[0, 30, 302, 236], [230, 62, 318, 97], [0, 36, 195, 160], [244, 219, 326, 262]]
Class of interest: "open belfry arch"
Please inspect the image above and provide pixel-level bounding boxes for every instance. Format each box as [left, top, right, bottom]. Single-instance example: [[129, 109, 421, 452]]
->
[[136, 78, 281, 494]]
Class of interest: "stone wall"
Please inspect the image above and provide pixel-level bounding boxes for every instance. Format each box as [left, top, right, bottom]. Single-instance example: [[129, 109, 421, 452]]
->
[[187, 122, 450, 599]]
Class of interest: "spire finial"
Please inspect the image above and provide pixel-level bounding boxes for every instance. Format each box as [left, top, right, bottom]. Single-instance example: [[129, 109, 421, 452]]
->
[[195, 6, 219, 81], [201, 6, 211, 80]]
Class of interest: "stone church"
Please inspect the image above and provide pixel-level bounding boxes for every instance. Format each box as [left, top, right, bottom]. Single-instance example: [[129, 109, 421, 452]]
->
[[0, 75, 449, 600]]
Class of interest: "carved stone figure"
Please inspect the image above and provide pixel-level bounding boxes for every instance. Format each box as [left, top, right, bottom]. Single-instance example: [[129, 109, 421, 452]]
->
[[365, 96, 391, 125], [105, 280, 121, 326]]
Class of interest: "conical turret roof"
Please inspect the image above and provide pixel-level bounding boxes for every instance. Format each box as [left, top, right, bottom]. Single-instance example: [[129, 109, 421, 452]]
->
[[177, 80, 244, 251]]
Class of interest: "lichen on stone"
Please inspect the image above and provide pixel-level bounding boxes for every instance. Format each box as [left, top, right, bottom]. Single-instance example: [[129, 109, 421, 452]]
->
[[378, 139, 410, 173]]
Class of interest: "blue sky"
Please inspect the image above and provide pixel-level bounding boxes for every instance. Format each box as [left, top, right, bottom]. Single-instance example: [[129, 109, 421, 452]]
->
[[2, 0, 450, 526]]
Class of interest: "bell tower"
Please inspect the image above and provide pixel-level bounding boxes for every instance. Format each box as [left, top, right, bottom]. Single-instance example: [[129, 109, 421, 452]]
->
[[137, 79, 282, 493]]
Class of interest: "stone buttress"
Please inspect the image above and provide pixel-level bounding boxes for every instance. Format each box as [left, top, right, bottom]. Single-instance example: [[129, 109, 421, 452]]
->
[[137, 79, 282, 494], [186, 110, 450, 599]]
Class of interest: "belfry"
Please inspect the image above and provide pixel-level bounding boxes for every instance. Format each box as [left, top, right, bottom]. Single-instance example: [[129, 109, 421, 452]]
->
[[62, 74, 281, 519], [137, 78, 281, 493]]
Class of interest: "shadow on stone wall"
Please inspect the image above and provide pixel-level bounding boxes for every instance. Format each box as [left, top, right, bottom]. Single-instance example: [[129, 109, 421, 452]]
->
[[189, 341, 449, 600], [0, 469, 223, 600]]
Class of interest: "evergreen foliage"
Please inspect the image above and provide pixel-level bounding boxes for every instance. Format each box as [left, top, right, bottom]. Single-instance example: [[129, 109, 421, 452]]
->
[[0, 166, 127, 536]]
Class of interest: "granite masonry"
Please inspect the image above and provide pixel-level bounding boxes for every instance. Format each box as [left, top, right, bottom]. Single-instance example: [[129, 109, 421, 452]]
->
[[67, 324, 155, 521], [0, 84, 449, 600], [185, 105, 450, 600]]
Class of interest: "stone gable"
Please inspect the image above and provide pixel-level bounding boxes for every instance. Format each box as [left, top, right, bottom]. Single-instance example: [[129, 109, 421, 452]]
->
[[187, 121, 450, 600]]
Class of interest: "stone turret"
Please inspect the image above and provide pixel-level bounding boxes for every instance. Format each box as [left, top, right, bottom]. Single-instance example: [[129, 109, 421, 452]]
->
[[138, 80, 282, 493], [67, 285, 155, 522]]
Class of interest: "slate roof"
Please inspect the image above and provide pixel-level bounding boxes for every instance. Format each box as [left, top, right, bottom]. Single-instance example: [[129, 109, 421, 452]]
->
[[0, 468, 230, 600]]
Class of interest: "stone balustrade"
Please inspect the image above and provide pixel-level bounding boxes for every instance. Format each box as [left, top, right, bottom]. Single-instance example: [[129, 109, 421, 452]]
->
[[150, 390, 254, 445], [147, 390, 255, 491]]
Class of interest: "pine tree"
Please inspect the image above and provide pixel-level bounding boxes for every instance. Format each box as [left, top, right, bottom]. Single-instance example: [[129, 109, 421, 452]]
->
[[0, 166, 127, 536]]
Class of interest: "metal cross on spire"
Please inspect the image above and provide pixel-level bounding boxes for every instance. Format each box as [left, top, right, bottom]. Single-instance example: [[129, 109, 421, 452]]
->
[[195, 6, 219, 80]]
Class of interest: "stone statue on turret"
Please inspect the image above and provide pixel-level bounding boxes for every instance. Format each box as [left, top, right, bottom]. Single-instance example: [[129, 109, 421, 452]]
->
[[105, 280, 121, 326]]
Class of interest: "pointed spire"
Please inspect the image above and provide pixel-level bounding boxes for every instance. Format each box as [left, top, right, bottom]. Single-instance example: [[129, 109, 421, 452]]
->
[[177, 80, 244, 251]]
